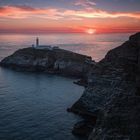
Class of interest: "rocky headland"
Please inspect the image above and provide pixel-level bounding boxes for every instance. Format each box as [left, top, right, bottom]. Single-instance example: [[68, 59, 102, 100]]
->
[[69, 32, 140, 139], [0, 47, 95, 78], [0, 32, 140, 140]]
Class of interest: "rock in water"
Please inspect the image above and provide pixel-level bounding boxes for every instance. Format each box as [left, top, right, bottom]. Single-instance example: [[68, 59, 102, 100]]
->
[[69, 32, 140, 139], [0, 47, 95, 78]]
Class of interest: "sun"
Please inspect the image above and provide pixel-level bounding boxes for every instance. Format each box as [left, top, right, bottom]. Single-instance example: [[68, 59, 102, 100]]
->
[[86, 29, 96, 34]]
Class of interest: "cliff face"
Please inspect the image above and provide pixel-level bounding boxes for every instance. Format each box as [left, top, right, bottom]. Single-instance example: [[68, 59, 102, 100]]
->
[[70, 32, 140, 139], [0, 47, 95, 78]]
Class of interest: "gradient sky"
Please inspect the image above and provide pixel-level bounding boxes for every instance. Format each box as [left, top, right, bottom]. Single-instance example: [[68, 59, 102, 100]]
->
[[0, 0, 140, 33]]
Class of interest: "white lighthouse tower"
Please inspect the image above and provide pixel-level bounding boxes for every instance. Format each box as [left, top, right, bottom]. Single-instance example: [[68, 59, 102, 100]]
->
[[36, 37, 39, 48]]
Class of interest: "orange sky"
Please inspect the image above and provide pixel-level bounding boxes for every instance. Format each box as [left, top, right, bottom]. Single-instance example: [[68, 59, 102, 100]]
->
[[0, 3, 140, 34]]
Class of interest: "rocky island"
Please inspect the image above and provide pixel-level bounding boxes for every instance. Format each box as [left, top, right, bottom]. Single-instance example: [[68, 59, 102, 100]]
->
[[0, 32, 140, 140], [0, 46, 95, 78]]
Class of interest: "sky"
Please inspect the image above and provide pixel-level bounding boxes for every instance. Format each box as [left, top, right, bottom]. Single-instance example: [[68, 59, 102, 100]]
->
[[0, 0, 140, 34]]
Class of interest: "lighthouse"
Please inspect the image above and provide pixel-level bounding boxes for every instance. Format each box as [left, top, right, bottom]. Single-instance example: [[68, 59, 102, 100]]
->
[[36, 37, 39, 47]]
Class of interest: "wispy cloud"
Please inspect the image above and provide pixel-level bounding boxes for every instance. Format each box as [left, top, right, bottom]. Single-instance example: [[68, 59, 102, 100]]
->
[[0, 5, 61, 19], [65, 9, 140, 19], [0, 5, 140, 20], [75, 0, 96, 8]]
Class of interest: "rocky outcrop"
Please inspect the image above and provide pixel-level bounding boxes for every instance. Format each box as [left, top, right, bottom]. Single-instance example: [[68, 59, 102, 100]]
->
[[0, 47, 95, 78], [70, 32, 140, 139]]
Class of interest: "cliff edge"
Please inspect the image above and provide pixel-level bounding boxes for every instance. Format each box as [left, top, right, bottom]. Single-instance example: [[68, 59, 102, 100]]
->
[[70, 32, 140, 139]]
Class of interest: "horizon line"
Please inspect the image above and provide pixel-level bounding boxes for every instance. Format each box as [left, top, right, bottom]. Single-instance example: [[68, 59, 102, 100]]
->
[[0, 30, 139, 35]]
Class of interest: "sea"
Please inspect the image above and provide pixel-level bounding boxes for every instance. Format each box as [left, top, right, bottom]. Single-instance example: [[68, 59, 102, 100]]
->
[[0, 33, 131, 140]]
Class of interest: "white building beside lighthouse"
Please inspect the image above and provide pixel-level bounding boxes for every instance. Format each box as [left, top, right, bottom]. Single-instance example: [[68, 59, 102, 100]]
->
[[32, 37, 59, 50]]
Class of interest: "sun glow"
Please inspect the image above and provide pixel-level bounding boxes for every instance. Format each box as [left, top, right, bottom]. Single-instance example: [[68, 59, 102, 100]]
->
[[86, 29, 96, 34]]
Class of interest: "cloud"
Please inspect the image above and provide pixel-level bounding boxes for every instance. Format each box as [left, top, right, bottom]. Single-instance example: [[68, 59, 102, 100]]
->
[[65, 9, 140, 19], [10, 5, 36, 11], [0, 5, 60, 19], [75, 0, 96, 8], [0, 5, 140, 20]]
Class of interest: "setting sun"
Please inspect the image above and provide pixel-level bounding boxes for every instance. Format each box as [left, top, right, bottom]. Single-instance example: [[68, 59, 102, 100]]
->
[[86, 29, 96, 34]]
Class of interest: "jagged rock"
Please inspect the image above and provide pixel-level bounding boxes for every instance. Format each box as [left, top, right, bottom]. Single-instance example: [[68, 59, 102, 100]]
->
[[89, 94, 140, 140], [69, 32, 140, 139], [72, 120, 95, 137], [73, 79, 88, 87]]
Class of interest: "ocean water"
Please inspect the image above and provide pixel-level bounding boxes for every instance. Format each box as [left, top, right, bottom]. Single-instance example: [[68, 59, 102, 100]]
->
[[0, 33, 131, 62], [0, 33, 131, 140], [0, 68, 85, 140]]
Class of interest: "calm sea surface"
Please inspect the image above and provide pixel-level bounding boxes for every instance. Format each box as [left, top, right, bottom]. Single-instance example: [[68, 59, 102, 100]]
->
[[0, 33, 131, 140], [0, 33, 131, 61]]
